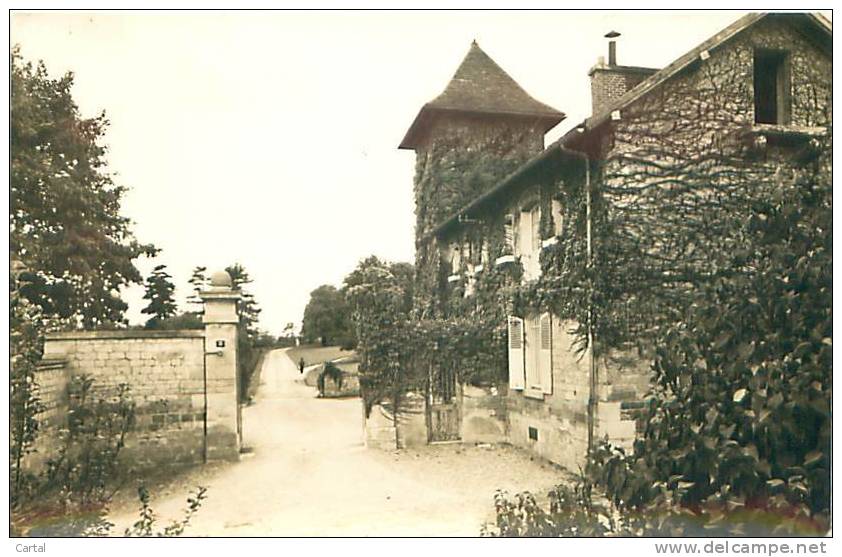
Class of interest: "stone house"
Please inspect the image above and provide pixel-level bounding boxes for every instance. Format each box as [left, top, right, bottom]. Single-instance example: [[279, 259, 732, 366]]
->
[[398, 13, 831, 470]]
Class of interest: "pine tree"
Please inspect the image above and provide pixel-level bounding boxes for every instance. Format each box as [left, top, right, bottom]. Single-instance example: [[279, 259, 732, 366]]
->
[[141, 264, 177, 328], [187, 266, 209, 312], [225, 263, 261, 340]]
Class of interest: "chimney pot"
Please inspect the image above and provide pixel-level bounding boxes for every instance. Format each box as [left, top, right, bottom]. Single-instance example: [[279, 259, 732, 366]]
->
[[605, 30, 620, 66]]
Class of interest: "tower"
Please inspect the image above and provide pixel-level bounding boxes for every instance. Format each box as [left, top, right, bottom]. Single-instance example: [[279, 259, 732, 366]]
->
[[400, 41, 565, 244]]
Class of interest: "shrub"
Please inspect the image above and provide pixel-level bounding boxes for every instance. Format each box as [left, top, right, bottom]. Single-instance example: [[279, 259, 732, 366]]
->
[[483, 475, 614, 537], [42, 375, 136, 507], [318, 361, 344, 396], [588, 150, 831, 536]]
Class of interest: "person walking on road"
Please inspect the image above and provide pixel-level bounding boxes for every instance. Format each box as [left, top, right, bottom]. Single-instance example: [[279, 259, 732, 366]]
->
[[299, 357, 306, 374]]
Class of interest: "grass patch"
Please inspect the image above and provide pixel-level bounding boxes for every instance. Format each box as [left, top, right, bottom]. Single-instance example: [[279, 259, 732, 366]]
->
[[286, 345, 353, 368]]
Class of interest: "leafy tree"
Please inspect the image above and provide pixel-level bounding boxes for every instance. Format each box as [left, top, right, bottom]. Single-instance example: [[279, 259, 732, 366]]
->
[[141, 264, 177, 328], [10, 48, 155, 328], [343, 257, 419, 446], [301, 284, 354, 347]]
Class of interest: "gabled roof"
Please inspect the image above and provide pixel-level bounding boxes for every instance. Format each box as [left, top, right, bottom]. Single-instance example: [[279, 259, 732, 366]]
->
[[399, 41, 565, 149], [426, 12, 833, 243], [585, 12, 832, 130]]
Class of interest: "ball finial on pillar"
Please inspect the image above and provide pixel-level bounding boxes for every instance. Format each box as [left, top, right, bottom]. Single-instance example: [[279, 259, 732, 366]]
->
[[210, 270, 233, 289]]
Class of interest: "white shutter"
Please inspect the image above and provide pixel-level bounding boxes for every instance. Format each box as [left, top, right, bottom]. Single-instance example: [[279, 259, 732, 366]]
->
[[507, 316, 525, 390], [531, 206, 541, 252], [552, 199, 564, 236], [539, 313, 553, 394], [504, 214, 515, 253]]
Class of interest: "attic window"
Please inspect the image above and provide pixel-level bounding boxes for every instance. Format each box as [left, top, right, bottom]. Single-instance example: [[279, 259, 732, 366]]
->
[[754, 49, 791, 125]]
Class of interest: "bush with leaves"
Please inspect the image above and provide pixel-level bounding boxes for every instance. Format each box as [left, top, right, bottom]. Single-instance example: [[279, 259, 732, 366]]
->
[[11, 375, 136, 536], [585, 147, 832, 536], [118, 485, 208, 537], [10, 271, 47, 506], [42, 375, 136, 506], [483, 474, 615, 537], [318, 361, 344, 396]]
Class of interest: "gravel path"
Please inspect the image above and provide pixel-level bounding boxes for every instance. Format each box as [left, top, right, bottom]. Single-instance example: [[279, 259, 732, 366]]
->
[[106, 348, 567, 536]]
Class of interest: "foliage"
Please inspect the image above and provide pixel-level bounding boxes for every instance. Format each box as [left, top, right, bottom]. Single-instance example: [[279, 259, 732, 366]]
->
[[42, 375, 136, 507], [224, 263, 264, 403], [143, 311, 203, 330], [186, 266, 209, 310], [10, 48, 156, 328], [318, 361, 344, 396], [121, 485, 208, 537], [14, 484, 207, 537], [413, 128, 533, 240], [301, 284, 355, 348], [486, 464, 829, 538], [11, 375, 137, 536], [10, 269, 48, 506], [482, 475, 614, 537], [225, 263, 262, 340], [141, 264, 178, 328], [343, 256, 418, 423], [588, 146, 832, 536]]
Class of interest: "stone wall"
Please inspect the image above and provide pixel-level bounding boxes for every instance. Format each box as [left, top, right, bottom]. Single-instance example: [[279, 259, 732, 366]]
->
[[460, 384, 506, 444], [27, 279, 245, 475], [32, 330, 209, 471], [504, 318, 648, 471], [363, 394, 427, 450]]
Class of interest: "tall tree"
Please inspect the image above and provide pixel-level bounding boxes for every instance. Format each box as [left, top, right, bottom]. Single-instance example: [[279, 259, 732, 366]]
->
[[225, 263, 261, 340], [343, 256, 418, 440], [10, 48, 155, 328], [300, 284, 354, 347], [186, 266, 209, 311], [141, 264, 177, 328]]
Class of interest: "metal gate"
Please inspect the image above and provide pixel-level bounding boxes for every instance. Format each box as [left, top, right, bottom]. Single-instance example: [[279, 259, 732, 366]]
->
[[426, 361, 461, 443]]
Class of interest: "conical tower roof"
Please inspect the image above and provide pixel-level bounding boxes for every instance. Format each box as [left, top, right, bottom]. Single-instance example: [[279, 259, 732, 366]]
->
[[400, 41, 564, 149]]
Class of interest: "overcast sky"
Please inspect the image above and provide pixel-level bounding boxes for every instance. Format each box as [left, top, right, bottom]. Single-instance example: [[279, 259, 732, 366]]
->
[[11, 10, 755, 334]]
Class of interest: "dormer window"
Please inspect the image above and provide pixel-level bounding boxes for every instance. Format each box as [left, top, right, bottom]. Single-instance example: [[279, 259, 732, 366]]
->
[[754, 49, 791, 125]]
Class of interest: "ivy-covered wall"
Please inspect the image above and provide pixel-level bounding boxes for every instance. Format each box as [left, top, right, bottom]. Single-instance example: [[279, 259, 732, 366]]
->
[[413, 113, 545, 242], [406, 15, 830, 471], [595, 15, 831, 351]]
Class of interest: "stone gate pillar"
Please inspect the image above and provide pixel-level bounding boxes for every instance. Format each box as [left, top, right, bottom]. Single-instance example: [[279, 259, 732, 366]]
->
[[200, 270, 241, 461]]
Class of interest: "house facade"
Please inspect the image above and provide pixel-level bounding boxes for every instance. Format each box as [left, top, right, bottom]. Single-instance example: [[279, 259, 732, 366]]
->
[[399, 13, 831, 470]]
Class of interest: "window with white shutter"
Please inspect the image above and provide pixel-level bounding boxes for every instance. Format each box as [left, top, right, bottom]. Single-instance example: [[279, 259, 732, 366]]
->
[[530, 205, 541, 253], [552, 199, 564, 236], [517, 207, 542, 281], [507, 317, 525, 390], [503, 214, 515, 254], [539, 313, 553, 394], [526, 316, 542, 395]]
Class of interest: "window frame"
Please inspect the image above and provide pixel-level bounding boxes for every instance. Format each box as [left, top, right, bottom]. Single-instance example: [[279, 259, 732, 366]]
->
[[753, 48, 792, 126]]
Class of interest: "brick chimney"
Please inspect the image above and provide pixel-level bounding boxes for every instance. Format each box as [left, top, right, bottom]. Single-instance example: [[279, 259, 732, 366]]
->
[[589, 31, 658, 116]]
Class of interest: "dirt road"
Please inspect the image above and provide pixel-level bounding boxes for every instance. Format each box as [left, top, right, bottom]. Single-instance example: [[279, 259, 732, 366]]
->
[[107, 348, 566, 536]]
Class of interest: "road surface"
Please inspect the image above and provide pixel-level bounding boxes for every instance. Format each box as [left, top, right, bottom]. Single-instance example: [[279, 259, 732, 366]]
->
[[107, 348, 566, 536]]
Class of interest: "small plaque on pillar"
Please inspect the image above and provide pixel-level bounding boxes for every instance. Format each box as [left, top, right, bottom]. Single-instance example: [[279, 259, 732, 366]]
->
[[216, 340, 226, 348]]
